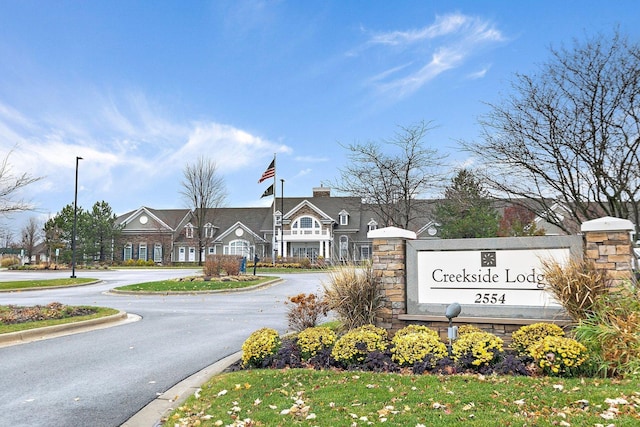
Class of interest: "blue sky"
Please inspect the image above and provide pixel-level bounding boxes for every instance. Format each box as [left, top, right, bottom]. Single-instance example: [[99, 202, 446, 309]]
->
[[1, 0, 638, 234]]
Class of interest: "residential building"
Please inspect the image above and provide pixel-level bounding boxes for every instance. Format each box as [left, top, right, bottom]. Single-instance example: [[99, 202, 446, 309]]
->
[[113, 187, 390, 264]]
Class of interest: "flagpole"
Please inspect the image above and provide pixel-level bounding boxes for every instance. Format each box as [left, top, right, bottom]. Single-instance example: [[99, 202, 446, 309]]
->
[[272, 153, 277, 265]]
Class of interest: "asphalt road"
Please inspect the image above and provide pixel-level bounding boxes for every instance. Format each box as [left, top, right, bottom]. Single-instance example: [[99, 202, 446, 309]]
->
[[0, 269, 329, 427]]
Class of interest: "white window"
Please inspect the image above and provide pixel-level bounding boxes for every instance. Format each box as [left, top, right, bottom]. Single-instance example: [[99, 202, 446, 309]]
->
[[360, 246, 371, 260], [225, 239, 250, 257], [188, 247, 196, 262], [292, 216, 320, 235], [339, 235, 348, 260], [208, 247, 215, 255], [124, 244, 132, 261], [185, 224, 194, 238], [204, 223, 214, 238], [153, 244, 162, 263], [368, 219, 378, 232], [178, 247, 186, 262], [275, 210, 282, 227], [139, 243, 147, 261], [339, 210, 349, 225]]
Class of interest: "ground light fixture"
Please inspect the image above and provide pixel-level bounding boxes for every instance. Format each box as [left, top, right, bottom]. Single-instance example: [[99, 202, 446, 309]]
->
[[445, 302, 461, 355]]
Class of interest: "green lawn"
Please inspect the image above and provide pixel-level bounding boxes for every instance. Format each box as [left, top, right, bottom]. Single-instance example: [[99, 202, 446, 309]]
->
[[114, 276, 276, 292], [165, 368, 640, 426], [0, 277, 97, 291], [0, 306, 120, 334]]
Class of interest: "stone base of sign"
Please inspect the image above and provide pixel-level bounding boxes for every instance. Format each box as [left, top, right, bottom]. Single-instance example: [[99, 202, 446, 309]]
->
[[581, 216, 635, 286], [398, 314, 572, 344]]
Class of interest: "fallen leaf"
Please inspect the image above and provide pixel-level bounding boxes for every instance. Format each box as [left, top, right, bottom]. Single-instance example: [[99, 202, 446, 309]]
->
[[604, 397, 628, 405]]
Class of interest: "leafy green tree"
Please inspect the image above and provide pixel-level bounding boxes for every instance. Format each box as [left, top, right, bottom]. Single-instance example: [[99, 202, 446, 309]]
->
[[44, 204, 79, 264], [43, 201, 121, 264], [84, 201, 122, 262], [434, 169, 500, 238]]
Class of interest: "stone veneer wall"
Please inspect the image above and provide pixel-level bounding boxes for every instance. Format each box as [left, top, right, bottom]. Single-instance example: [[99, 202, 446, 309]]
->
[[371, 237, 407, 332], [581, 216, 635, 286], [371, 216, 636, 342]]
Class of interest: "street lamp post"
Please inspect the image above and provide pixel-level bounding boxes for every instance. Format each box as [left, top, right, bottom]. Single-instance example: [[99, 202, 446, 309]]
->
[[280, 179, 285, 258], [71, 156, 82, 278]]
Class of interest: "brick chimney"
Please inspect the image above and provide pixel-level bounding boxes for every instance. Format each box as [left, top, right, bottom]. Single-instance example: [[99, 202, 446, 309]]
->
[[312, 186, 331, 198]]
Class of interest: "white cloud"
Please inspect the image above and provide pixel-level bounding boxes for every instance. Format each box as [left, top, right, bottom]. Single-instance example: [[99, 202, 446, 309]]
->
[[168, 122, 291, 174], [467, 65, 491, 80], [294, 168, 313, 179], [362, 13, 505, 98], [294, 155, 329, 163], [0, 90, 290, 220]]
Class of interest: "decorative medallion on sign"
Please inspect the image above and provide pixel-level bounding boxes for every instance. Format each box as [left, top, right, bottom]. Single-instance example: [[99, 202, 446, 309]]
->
[[481, 251, 496, 267]]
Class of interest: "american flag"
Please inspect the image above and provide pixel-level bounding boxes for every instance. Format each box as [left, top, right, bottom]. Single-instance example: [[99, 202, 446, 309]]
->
[[258, 159, 275, 183]]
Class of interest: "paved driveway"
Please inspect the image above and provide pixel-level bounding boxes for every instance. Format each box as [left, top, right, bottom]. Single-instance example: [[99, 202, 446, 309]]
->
[[0, 269, 328, 427]]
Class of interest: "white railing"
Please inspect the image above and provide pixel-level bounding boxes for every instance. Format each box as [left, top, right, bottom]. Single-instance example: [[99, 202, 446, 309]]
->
[[283, 229, 330, 238]]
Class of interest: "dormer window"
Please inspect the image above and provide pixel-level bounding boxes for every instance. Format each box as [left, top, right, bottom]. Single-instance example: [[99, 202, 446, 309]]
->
[[367, 219, 378, 232], [275, 210, 282, 227], [204, 223, 214, 238], [185, 224, 194, 238], [339, 209, 349, 226]]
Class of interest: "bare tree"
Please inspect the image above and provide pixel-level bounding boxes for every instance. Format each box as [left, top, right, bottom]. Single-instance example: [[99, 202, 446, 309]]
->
[[21, 216, 41, 261], [463, 29, 640, 234], [330, 121, 447, 229], [180, 157, 227, 266], [0, 149, 42, 215]]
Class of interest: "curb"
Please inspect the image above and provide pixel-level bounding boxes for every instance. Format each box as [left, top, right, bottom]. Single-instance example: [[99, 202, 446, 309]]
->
[[121, 351, 243, 427], [0, 279, 103, 293], [109, 278, 283, 296], [0, 310, 131, 347]]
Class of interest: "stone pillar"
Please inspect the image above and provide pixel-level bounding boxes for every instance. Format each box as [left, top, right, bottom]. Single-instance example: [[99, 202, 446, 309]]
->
[[581, 216, 635, 286], [368, 227, 416, 334]]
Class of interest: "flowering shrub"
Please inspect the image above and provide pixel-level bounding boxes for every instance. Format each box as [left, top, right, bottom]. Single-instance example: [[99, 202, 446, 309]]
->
[[331, 324, 388, 366], [529, 335, 588, 376], [393, 324, 440, 340], [452, 331, 504, 369], [296, 326, 337, 360], [241, 328, 281, 368], [391, 332, 448, 367], [511, 323, 565, 356], [457, 324, 483, 336]]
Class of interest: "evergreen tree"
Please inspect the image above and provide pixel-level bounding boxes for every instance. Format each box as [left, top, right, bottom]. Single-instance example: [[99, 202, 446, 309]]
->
[[435, 169, 500, 238], [84, 201, 122, 262]]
